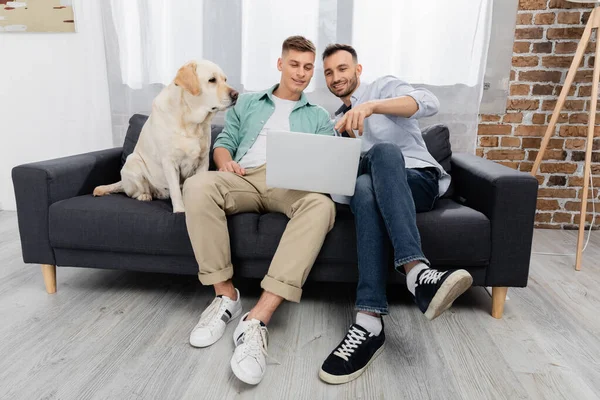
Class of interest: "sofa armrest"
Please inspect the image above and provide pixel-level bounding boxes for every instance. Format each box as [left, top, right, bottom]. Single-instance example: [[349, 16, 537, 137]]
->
[[11, 147, 123, 265], [450, 152, 539, 287]]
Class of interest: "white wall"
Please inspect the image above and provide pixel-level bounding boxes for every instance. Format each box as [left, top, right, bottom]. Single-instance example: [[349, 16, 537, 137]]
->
[[0, 0, 112, 211]]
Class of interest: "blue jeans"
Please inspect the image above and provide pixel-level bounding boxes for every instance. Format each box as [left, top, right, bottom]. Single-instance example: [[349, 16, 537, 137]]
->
[[350, 143, 439, 315]]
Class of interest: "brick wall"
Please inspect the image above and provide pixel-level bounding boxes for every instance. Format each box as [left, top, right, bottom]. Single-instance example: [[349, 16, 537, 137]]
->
[[478, 0, 600, 229]]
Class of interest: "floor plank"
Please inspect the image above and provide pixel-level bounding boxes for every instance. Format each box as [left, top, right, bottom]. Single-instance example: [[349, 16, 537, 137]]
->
[[1, 210, 600, 400]]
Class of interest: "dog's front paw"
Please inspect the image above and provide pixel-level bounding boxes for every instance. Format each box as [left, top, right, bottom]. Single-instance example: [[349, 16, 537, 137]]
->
[[173, 205, 185, 213], [136, 193, 152, 201]]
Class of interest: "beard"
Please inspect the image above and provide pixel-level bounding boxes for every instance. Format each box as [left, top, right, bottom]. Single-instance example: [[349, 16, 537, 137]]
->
[[328, 73, 359, 98]]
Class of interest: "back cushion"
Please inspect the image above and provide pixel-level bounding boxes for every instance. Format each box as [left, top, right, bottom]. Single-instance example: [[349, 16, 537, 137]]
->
[[421, 124, 454, 198], [191, 124, 452, 173], [121, 114, 224, 171], [121, 118, 452, 176], [421, 124, 452, 173], [209, 125, 224, 170], [121, 114, 149, 168]]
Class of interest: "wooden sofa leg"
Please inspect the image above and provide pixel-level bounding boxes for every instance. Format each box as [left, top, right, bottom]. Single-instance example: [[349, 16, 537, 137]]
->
[[491, 287, 508, 319], [41, 264, 57, 294]]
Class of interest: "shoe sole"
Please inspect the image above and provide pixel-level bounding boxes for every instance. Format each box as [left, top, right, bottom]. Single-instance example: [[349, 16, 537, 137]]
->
[[318, 344, 385, 385], [189, 307, 243, 348], [231, 356, 264, 385], [424, 270, 473, 321]]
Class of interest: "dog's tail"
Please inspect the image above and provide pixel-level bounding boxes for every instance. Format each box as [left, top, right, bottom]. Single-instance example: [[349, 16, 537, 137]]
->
[[93, 181, 124, 197]]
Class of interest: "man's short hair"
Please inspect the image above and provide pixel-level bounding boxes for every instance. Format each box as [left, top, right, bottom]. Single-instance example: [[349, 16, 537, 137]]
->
[[322, 44, 358, 63], [282, 36, 316, 55]]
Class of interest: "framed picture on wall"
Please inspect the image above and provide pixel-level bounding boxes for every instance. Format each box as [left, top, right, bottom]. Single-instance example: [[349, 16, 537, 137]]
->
[[0, 0, 76, 33]]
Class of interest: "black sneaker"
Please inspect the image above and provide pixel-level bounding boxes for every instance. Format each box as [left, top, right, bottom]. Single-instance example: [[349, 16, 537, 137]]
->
[[413, 268, 473, 320], [319, 323, 385, 384]]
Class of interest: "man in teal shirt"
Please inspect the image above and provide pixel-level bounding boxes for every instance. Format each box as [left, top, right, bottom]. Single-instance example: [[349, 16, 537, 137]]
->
[[182, 36, 335, 385]]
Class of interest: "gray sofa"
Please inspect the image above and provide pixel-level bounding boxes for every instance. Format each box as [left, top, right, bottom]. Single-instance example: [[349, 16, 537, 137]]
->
[[12, 114, 539, 318]]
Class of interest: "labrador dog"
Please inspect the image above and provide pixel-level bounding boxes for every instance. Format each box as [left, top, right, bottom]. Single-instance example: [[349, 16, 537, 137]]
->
[[94, 60, 238, 213]]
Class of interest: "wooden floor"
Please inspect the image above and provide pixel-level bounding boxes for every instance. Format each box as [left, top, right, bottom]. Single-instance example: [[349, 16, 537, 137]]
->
[[1, 210, 600, 400]]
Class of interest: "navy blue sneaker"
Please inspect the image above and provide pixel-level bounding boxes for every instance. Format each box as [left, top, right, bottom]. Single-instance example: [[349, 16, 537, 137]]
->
[[319, 322, 385, 384], [414, 268, 473, 320]]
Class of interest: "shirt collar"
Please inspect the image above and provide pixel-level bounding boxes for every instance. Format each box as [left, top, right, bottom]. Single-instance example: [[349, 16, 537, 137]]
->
[[335, 103, 351, 116], [259, 83, 311, 109], [335, 82, 366, 115], [350, 81, 367, 105]]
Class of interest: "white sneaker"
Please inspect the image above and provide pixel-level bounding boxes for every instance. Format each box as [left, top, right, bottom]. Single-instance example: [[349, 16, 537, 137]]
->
[[230, 312, 269, 385], [189, 289, 242, 348]]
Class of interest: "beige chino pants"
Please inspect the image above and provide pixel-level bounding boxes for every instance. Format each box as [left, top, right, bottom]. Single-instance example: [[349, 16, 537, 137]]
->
[[182, 165, 336, 302]]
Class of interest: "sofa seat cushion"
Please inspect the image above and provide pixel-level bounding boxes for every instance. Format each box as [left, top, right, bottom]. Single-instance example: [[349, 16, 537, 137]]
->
[[417, 199, 490, 266], [48, 194, 306, 259], [49, 194, 192, 256], [48, 194, 351, 261], [49, 194, 490, 266], [332, 199, 490, 266]]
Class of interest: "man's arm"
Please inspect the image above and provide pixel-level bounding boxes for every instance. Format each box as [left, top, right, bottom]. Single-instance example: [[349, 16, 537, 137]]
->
[[377, 78, 440, 119], [369, 96, 419, 118], [213, 102, 246, 175], [315, 106, 335, 136], [213, 147, 245, 175], [335, 76, 440, 136]]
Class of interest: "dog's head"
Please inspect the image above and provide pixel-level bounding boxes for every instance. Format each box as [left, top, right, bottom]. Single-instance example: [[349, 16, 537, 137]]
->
[[174, 60, 238, 112]]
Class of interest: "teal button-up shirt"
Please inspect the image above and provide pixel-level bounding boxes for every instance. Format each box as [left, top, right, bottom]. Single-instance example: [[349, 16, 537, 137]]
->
[[213, 84, 334, 162]]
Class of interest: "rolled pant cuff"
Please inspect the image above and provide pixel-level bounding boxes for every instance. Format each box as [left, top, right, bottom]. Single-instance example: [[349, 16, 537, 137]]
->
[[355, 305, 389, 315], [394, 256, 430, 273], [197, 264, 234, 286], [261, 275, 302, 303]]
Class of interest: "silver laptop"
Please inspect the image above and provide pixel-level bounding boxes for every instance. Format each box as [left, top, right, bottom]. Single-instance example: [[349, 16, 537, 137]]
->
[[266, 130, 362, 196]]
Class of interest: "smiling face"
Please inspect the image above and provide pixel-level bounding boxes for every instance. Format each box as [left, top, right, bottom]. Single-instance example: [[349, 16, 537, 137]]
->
[[174, 60, 238, 111], [323, 50, 362, 100], [277, 49, 315, 96]]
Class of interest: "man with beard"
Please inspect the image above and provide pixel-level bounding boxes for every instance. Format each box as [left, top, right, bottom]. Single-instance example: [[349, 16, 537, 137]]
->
[[318, 44, 473, 384]]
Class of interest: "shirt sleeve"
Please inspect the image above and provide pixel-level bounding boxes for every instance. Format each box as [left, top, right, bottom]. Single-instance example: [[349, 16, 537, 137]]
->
[[213, 102, 242, 156], [377, 75, 440, 119], [315, 106, 335, 136]]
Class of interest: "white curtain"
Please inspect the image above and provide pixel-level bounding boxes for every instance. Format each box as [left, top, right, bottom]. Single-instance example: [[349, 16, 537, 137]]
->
[[352, 0, 493, 153], [353, 0, 491, 87], [102, 0, 492, 153], [109, 0, 204, 89], [241, 0, 320, 91]]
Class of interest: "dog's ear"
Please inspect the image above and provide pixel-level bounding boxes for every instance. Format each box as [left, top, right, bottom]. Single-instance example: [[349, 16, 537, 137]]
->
[[174, 62, 201, 96]]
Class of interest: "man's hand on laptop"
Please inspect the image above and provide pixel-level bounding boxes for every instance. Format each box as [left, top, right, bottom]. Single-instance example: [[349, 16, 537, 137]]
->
[[334, 102, 374, 137], [219, 161, 246, 176]]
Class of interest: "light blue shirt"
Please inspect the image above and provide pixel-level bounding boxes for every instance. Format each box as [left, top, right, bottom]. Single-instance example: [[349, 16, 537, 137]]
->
[[343, 76, 451, 197]]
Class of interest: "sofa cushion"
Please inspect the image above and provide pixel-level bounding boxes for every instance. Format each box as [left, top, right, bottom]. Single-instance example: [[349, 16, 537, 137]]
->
[[330, 200, 490, 266], [421, 124, 454, 198], [209, 125, 223, 171], [121, 114, 223, 171], [416, 199, 490, 265], [121, 114, 148, 168], [121, 116, 453, 174], [421, 124, 452, 173], [205, 124, 453, 172], [50, 194, 192, 256], [48, 195, 490, 267]]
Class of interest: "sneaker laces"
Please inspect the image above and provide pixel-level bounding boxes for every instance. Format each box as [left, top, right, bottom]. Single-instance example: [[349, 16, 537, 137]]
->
[[196, 297, 225, 330], [418, 269, 445, 285], [241, 322, 280, 365], [333, 326, 368, 361]]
